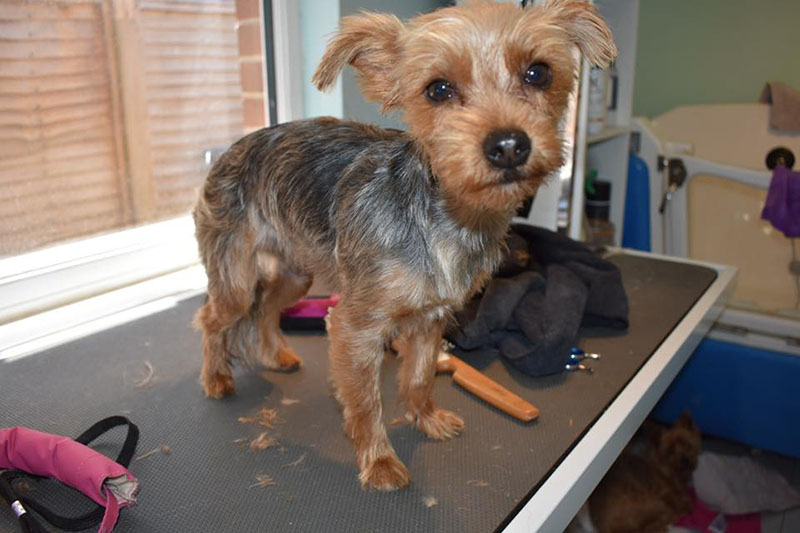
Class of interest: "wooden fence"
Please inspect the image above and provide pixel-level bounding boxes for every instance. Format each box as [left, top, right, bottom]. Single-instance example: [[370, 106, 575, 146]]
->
[[0, 0, 245, 256]]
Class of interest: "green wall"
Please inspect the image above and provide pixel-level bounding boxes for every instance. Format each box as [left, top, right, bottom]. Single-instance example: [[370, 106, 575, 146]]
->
[[634, 0, 800, 118]]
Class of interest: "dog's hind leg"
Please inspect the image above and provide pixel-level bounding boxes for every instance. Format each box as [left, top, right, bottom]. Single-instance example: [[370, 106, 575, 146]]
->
[[254, 252, 312, 371], [195, 292, 252, 398], [194, 239, 258, 398]]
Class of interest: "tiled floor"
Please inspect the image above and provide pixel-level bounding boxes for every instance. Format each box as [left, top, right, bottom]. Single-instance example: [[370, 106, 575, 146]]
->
[[701, 436, 800, 533]]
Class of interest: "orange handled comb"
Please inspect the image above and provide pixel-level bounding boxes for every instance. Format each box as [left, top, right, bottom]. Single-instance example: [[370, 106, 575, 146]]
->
[[436, 351, 539, 422]]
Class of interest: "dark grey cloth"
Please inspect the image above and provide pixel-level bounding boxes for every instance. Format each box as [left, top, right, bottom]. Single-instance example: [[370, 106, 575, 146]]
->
[[446, 225, 629, 376]]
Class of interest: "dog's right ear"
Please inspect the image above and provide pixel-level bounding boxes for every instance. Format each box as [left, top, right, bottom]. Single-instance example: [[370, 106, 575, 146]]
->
[[312, 12, 405, 109]]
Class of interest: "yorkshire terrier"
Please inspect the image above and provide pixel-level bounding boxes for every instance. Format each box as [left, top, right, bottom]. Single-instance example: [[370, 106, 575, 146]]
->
[[193, 0, 616, 490], [569, 413, 702, 533]]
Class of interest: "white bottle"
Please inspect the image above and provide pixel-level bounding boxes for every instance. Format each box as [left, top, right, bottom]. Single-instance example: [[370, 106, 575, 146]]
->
[[587, 67, 607, 136]]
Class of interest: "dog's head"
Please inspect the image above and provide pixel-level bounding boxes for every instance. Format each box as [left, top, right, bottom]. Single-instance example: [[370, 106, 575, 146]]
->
[[313, 0, 616, 214], [656, 412, 702, 484]]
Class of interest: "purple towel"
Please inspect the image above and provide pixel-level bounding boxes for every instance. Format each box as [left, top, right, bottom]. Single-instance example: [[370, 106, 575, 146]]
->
[[761, 165, 800, 238]]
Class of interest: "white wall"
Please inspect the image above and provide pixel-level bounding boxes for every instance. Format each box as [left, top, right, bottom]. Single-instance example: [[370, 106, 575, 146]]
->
[[299, 0, 343, 119]]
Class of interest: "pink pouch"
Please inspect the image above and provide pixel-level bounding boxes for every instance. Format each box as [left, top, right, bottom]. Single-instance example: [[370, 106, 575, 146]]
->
[[0, 417, 139, 533], [676, 489, 761, 533], [279, 294, 339, 331]]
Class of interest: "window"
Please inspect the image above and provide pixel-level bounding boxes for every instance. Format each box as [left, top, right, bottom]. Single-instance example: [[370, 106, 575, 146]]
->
[[1, 0, 273, 355], [1, 0, 270, 258]]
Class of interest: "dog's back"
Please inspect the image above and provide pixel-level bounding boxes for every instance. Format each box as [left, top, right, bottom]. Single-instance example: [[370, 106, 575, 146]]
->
[[195, 116, 502, 310], [194, 117, 410, 282]]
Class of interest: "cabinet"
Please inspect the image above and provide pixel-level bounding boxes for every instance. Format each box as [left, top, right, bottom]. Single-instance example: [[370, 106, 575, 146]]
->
[[519, 0, 639, 245]]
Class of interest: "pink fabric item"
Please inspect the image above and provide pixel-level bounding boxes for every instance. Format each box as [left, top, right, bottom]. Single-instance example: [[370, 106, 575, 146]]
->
[[282, 294, 339, 318], [676, 489, 761, 533], [0, 426, 138, 533]]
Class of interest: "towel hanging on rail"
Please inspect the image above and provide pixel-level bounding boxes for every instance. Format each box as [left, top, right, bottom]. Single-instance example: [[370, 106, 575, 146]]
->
[[760, 82, 800, 132], [761, 164, 800, 238]]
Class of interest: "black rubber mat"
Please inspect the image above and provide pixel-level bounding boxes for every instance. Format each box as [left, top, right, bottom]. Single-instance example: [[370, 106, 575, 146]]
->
[[0, 254, 716, 532]]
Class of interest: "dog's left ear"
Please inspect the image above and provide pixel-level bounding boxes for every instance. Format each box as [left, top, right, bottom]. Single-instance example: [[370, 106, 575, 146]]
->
[[312, 12, 405, 109], [540, 0, 617, 68]]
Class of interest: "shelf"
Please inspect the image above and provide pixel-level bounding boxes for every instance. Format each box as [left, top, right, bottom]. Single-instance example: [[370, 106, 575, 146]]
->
[[587, 124, 632, 145]]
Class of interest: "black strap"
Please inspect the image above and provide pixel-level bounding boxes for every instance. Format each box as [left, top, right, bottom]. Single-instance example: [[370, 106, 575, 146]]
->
[[1, 416, 139, 532], [0, 475, 46, 533], [74, 416, 139, 468]]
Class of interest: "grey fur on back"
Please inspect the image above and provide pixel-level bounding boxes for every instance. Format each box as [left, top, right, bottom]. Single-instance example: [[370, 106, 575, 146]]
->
[[195, 117, 510, 319]]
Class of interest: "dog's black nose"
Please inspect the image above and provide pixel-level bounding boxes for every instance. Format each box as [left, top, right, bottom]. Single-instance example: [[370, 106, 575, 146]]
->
[[483, 129, 531, 169]]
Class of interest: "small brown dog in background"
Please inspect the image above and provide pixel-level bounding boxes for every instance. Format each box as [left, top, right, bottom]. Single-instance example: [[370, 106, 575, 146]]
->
[[193, 0, 615, 490], [570, 413, 702, 533]]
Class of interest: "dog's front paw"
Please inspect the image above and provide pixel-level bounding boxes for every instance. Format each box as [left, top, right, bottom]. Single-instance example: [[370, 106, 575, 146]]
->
[[203, 372, 235, 398], [415, 408, 464, 440], [359, 455, 411, 491]]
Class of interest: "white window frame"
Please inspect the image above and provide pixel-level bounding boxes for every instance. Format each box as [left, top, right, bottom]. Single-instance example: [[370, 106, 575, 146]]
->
[[0, 216, 206, 360]]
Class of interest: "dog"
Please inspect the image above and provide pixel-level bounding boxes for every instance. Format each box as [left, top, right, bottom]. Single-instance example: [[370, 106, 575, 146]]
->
[[193, 0, 616, 490], [569, 413, 702, 533]]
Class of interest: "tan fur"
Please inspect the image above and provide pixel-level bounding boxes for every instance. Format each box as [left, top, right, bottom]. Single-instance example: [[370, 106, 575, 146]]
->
[[195, 0, 615, 491], [394, 321, 464, 440], [312, 12, 406, 110]]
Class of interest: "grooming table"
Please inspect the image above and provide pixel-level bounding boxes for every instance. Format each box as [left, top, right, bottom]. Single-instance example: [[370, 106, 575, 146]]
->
[[0, 252, 734, 532]]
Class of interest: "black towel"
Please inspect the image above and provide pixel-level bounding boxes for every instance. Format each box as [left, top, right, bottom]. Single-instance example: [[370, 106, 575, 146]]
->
[[446, 224, 629, 376]]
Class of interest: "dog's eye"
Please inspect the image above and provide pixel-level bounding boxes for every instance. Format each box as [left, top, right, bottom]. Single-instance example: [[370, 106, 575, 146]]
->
[[523, 62, 552, 89], [425, 79, 456, 103]]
